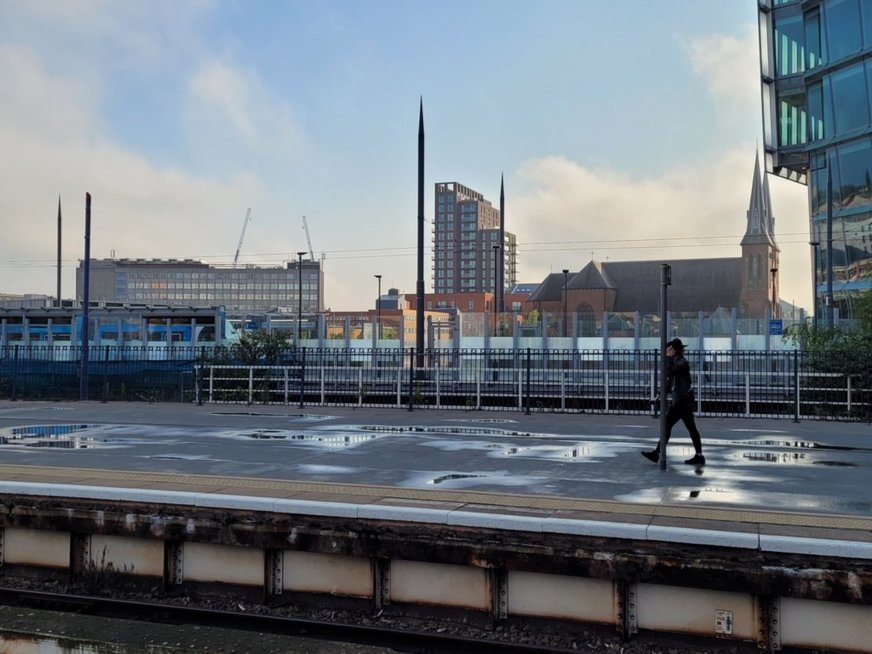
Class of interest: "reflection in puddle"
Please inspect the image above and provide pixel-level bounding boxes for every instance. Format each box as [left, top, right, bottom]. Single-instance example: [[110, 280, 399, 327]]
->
[[737, 451, 857, 466], [243, 430, 379, 447], [431, 473, 485, 484], [1, 424, 106, 450], [10, 424, 92, 437], [212, 412, 334, 421], [502, 445, 593, 459], [25, 437, 103, 449], [735, 438, 863, 452], [0, 632, 161, 653]]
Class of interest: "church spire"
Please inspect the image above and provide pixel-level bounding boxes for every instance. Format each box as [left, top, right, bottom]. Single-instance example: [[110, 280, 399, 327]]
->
[[742, 151, 775, 247]]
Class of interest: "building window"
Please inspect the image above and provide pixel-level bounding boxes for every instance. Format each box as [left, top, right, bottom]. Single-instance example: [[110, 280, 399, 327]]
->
[[774, 14, 805, 77], [830, 63, 868, 135], [826, 0, 862, 62]]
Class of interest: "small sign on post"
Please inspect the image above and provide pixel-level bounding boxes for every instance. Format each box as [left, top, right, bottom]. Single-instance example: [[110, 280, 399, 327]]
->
[[769, 319, 783, 335]]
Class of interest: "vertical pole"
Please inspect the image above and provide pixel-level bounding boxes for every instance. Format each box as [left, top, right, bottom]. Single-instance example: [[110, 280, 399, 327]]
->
[[57, 196, 62, 306], [524, 348, 531, 415], [407, 348, 415, 412], [562, 269, 569, 337], [810, 241, 819, 327], [79, 193, 92, 401], [793, 349, 800, 422], [299, 347, 305, 409], [498, 174, 505, 313], [492, 245, 500, 335], [825, 162, 834, 328], [415, 100, 425, 369], [658, 264, 671, 471], [297, 251, 306, 346], [374, 274, 382, 341]]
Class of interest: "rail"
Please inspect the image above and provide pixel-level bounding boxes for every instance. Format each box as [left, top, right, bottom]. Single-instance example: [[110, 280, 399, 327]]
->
[[1, 345, 869, 420]]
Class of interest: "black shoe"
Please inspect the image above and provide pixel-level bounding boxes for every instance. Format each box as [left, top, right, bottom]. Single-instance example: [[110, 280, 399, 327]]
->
[[684, 453, 706, 465], [641, 450, 659, 464]]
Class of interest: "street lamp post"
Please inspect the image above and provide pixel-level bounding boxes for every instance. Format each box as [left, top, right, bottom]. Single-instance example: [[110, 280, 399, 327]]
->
[[374, 274, 382, 341], [810, 241, 820, 326], [562, 269, 569, 337], [297, 251, 306, 346], [770, 267, 778, 318], [492, 245, 500, 335]]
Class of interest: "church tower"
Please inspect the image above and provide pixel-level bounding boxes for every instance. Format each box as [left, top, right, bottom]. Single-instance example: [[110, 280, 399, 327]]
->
[[740, 152, 780, 317]]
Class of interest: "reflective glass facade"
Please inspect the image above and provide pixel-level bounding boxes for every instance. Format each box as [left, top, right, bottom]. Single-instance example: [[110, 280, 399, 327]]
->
[[760, 0, 872, 317], [76, 259, 324, 314]]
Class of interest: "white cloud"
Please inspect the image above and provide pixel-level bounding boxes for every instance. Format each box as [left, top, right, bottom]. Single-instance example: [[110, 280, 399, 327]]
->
[[0, 44, 289, 297], [510, 149, 812, 311], [686, 24, 761, 130], [505, 24, 814, 313], [183, 60, 304, 167]]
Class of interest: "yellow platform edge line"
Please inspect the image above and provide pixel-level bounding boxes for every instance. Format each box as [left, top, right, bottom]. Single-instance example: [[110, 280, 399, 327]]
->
[[0, 464, 870, 531]]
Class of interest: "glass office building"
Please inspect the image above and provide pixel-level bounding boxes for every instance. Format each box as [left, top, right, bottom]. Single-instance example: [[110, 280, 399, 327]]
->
[[76, 258, 323, 315], [759, 0, 872, 318]]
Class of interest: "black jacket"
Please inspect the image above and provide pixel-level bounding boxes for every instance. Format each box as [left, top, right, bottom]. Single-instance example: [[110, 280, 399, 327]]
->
[[666, 354, 694, 406]]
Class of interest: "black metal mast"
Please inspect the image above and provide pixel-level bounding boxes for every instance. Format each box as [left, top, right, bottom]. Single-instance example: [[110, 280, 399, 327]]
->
[[56, 195, 62, 306], [416, 99, 425, 366], [498, 173, 505, 313]]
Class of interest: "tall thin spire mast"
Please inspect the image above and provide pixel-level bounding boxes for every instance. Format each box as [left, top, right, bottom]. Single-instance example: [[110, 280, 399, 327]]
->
[[415, 99, 425, 366], [56, 195, 62, 306], [498, 174, 505, 313]]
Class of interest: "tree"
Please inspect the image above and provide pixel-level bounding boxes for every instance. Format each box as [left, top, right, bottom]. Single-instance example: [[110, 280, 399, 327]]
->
[[231, 330, 289, 365]]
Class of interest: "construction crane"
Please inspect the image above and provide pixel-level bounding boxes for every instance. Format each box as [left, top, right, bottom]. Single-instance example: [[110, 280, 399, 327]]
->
[[302, 215, 314, 261], [233, 208, 252, 267]]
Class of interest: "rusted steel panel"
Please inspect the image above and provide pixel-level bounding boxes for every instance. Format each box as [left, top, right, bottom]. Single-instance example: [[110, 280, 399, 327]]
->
[[1, 496, 870, 606]]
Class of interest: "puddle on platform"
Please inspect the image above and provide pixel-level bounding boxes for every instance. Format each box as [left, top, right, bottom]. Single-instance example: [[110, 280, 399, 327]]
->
[[211, 412, 334, 421], [445, 418, 518, 424], [10, 424, 93, 437], [735, 451, 858, 466], [362, 424, 534, 437], [735, 438, 862, 451], [0, 424, 107, 449], [431, 473, 486, 484], [242, 430, 379, 447]]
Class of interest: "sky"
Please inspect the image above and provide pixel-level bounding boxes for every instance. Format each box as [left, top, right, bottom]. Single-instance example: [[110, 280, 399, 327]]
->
[[0, 0, 812, 312]]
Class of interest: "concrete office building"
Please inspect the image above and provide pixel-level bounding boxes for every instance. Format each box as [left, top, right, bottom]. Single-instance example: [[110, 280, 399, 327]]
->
[[76, 258, 323, 314], [759, 0, 872, 318], [432, 182, 517, 295]]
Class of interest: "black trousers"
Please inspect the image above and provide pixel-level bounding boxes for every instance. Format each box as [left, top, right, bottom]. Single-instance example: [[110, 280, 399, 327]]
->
[[656, 401, 703, 454]]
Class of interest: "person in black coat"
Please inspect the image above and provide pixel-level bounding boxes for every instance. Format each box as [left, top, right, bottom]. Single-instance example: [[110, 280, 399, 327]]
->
[[642, 337, 706, 465]]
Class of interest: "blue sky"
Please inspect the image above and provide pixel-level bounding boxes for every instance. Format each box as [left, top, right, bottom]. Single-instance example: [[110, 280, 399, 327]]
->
[[0, 1, 811, 310]]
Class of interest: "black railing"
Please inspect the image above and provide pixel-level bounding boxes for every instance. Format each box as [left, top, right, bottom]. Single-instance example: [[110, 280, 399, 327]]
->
[[1, 345, 870, 421]]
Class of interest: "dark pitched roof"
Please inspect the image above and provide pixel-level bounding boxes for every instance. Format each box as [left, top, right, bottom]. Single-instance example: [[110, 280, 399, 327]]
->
[[529, 258, 743, 312], [568, 261, 616, 291], [604, 258, 742, 313], [527, 273, 568, 302]]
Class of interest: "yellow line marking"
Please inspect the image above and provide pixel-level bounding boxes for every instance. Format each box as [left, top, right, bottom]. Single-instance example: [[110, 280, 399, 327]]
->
[[0, 464, 870, 531]]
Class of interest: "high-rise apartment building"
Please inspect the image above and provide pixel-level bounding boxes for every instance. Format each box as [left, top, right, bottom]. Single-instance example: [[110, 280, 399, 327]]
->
[[759, 0, 872, 318], [432, 182, 517, 295], [76, 258, 323, 314]]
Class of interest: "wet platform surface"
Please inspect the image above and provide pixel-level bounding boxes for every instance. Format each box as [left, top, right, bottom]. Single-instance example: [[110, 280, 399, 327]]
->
[[0, 401, 871, 524]]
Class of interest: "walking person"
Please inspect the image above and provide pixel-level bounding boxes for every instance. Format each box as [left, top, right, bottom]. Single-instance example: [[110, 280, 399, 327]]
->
[[642, 338, 706, 465]]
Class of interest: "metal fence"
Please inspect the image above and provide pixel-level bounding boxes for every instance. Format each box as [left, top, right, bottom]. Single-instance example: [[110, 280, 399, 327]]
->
[[1, 345, 870, 421]]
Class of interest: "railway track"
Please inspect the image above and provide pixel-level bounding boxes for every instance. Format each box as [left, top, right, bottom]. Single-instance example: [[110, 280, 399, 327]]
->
[[0, 586, 577, 654]]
